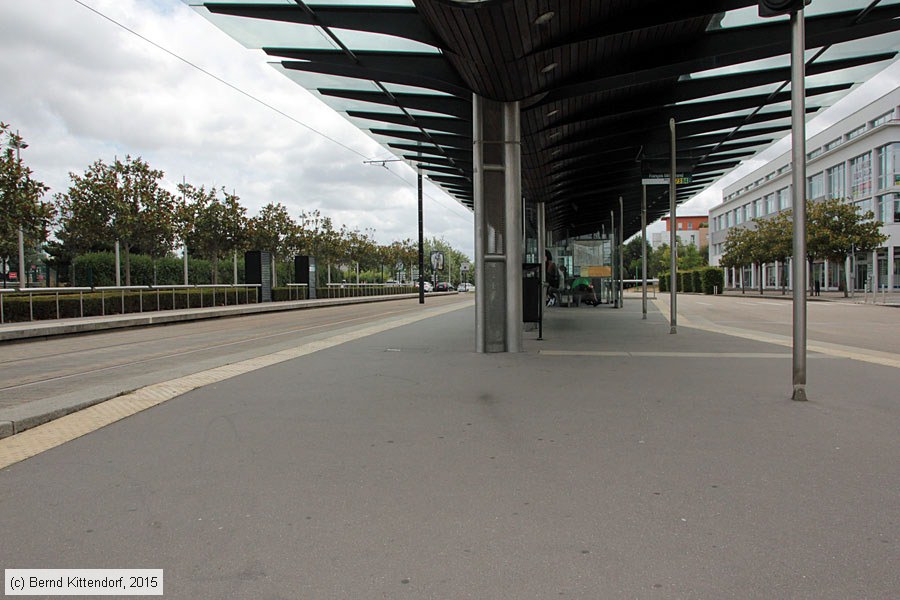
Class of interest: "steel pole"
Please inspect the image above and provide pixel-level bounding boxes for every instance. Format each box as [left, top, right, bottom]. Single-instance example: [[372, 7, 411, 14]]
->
[[618, 196, 624, 308], [791, 9, 808, 401], [17, 227, 25, 288], [114, 239, 121, 287], [641, 185, 647, 320], [610, 210, 616, 307], [669, 118, 677, 334], [418, 167, 425, 305]]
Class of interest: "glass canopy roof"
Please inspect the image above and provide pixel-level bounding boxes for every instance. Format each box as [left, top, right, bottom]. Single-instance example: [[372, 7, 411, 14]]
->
[[188, 0, 900, 238]]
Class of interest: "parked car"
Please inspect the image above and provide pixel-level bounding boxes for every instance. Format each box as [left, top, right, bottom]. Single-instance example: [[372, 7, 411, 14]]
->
[[415, 281, 433, 292], [435, 281, 455, 292], [458, 283, 475, 292]]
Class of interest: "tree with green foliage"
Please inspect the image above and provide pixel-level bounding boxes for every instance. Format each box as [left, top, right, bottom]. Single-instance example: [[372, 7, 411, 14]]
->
[[753, 211, 792, 294], [623, 236, 652, 280], [247, 202, 296, 287], [807, 197, 887, 297], [0, 123, 53, 263], [720, 226, 756, 293], [189, 188, 248, 285], [55, 156, 175, 285]]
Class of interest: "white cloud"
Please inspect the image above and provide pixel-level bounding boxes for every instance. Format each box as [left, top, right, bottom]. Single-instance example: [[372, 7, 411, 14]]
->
[[0, 0, 474, 258]]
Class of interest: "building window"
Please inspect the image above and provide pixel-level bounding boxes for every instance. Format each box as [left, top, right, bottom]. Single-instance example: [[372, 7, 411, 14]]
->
[[677, 222, 683, 230], [687, 222, 693, 230], [854, 198, 873, 218], [824, 137, 842, 152], [847, 124, 866, 140], [777, 165, 790, 175], [726, 212, 732, 227], [807, 147, 823, 160], [849, 152, 872, 199], [765, 193, 776, 214], [827, 164, 845, 199], [877, 194, 892, 223], [735, 208, 743, 225], [778, 187, 791, 211], [872, 110, 894, 128], [754, 199, 762, 217], [808, 172, 825, 199], [894, 195, 900, 223], [875, 144, 893, 191]]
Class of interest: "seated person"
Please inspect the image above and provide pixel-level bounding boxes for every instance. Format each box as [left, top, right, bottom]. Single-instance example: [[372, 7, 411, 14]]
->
[[545, 250, 561, 306], [571, 276, 600, 306]]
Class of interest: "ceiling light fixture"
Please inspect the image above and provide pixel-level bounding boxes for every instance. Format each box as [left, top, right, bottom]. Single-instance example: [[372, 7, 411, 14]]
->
[[541, 62, 558, 74], [534, 11, 555, 25]]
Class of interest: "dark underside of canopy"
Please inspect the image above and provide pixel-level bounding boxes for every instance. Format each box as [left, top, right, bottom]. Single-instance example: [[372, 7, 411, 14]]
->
[[198, 0, 900, 239]]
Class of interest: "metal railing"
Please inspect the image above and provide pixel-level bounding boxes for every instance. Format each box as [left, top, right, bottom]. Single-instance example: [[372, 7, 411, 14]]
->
[[0, 284, 261, 324]]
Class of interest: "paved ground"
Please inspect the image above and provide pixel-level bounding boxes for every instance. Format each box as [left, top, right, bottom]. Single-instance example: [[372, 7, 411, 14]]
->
[[0, 297, 897, 599], [0, 295, 467, 437]]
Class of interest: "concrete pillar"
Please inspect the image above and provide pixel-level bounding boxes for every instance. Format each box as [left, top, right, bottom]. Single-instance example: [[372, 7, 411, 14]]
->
[[889, 245, 895, 290], [473, 95, 522, 353], [824, 259, 829, 290], [872, 250, 878, 293]]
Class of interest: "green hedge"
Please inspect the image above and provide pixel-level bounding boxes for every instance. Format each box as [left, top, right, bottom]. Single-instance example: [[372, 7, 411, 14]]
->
[[700, 267, 724, 295], [659, 272, 668, 292], [692, 270, 703, 293], [681, 271, 693, 293], [71, 253, 247, 287], [0, 288, 257, 323]]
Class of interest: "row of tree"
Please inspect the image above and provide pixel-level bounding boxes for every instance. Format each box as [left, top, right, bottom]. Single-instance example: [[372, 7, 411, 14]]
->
[[719, 197, 886, 296], [2, 123, 472, 287]]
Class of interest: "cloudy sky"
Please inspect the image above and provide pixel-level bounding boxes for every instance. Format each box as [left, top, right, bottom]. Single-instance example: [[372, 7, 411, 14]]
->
[[1, 1, 898, 256]]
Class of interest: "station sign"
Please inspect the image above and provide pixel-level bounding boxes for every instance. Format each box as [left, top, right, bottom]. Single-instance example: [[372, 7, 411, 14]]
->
[[641, 173, 692, 185]]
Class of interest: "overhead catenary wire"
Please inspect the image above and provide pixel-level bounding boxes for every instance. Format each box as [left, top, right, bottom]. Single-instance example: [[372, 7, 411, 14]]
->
[[70, 0, 473, 224]]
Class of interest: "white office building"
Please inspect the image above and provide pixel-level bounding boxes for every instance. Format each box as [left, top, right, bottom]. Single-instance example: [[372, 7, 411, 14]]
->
[[709, 87, 900, 292]]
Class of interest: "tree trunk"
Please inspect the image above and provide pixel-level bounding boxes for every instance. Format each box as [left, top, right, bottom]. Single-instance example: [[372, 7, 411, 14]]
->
[[843, 254, 849, 297], [759, 263, 763, 295], [808, 257, 815, 297]]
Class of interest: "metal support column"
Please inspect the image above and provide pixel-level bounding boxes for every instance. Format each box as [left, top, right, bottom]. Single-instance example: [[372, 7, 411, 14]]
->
[[641, 185, 648, 319], [504, 102, 523, 353], [114, 239, 121, 287], [473, 95, 522, 352], [618, 196, 624, 308], [790, 8, 808, 401], [418, 167, 425, 304], [610, 210, 616, 307], [17, 227, 25, 288], [669, 118, 677, 334], [537, 202, 546, 290]]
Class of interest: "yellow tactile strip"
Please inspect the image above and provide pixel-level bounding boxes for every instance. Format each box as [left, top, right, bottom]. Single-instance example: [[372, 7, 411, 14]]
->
[[0, 301, 470, 469]]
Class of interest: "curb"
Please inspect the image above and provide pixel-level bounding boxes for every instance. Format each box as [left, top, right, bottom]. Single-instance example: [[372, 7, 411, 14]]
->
[[0, 292, 458, 342]]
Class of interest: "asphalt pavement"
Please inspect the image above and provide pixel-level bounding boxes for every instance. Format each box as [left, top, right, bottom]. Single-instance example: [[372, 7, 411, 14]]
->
[[0, 295, 897, 599]]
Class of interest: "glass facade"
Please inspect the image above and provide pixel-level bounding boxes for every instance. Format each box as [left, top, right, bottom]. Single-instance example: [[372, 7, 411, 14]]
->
[[875, 144, 892, 191], [849, 152, 872, 199], [808, 172, 825, 199], [877, 194, 892, 223], [827, 163, 845, 199], [778, 187, 791, 211]]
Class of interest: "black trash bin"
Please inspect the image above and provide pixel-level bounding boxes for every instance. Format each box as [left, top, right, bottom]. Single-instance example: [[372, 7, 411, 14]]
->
[[522, 262, 543, 340]]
